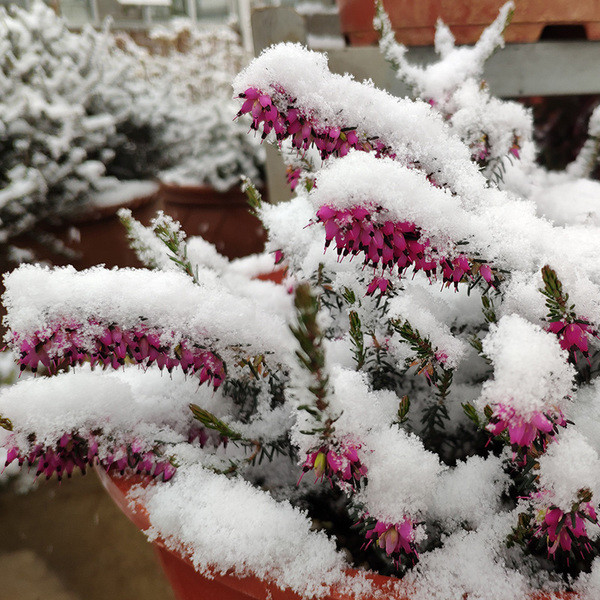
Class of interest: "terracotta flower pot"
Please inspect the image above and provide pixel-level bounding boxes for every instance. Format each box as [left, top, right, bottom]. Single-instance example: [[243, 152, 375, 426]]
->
[[337, 0, 600, 46], [96, 468, 576, 600], [8, 183, 160, 270], [157, 182, 267, 260]]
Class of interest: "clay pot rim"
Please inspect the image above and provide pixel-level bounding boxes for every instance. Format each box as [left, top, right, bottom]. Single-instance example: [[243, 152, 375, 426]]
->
[[97, 468, 575, 600], [70, 191, 159, 225], [158, 181, 266, 208]]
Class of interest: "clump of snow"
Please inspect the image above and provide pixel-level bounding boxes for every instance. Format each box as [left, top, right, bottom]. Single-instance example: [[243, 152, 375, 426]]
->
[[405, 513, 547, 600], [430, 455, 509, 528], [538, 428, 600, 511], [478, 315, 574, 415], [3, 264, 293, 357], [359, 426, 443, 522], [142, 463, 350, 598]]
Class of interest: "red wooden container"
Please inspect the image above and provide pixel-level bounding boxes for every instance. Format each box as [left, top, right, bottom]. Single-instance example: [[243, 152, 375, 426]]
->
[[337, 0, 600, 46]]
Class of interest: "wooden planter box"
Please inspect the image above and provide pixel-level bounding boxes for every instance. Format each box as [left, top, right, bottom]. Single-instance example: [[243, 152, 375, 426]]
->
[[337, 0, 600, 46]]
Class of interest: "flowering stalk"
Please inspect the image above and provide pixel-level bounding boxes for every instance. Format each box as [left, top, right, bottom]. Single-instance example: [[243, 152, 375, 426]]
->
[[541, 265, 597, 362], [120, 210, 200, 284], [510, 490, 598, 560], [236, 87, 395, 162], [12, 322, 226, 390], [315, 204, 495, 293], [0, 429, 218, 482]]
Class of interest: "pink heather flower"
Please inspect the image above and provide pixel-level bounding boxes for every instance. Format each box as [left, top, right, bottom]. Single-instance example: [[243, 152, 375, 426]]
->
[[366, 276, 390, 296], [236, 87, 394, 161], [487, 403, 566, 450], [548, 320, 594, 359], [365, 518, 418, 565], [12, 322, 226, 390], [479, 264, 494, 284], [285, 166, 302, 191], [535, 502, 597, 557], [315, 204, 482, 294], [2, 431, 210, 483], [301, 441, 367, 487], [440, 255, 472, 290]]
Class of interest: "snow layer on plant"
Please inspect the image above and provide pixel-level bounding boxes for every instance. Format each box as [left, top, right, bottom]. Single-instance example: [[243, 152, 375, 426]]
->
[[324, 366, 398, 440], [497, 272, 547, 324], [234, 43, 489, 194], [387, 286, 467, 369], [570, 381, 600, 455], [531, 176, 600, 227], [3, 264, 293, 356], [142, 463, 351, 598], [405, 512, 550, 600], [308, 152, 555, 273], [0, 367, 228, 450], [430, 455, 509, 528], [359, 426, 443, 521], [478, 315, 574, 415], [568, 103, 600, 178], [538, 428, 600, 511], [574, 557, 600, 600]]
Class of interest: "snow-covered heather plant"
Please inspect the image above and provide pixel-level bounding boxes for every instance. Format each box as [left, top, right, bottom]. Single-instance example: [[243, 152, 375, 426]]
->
[[0, 1, 188, 244], [6, 6, 600, 600], [375, 0, 530, 184]]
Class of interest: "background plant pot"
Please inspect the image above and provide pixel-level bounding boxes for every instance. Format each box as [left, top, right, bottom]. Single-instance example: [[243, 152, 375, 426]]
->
[[7, 182, 160, 271], [158, 182, 267, 260], [337, 0, 600, 46], [96, 468, 575, 600]]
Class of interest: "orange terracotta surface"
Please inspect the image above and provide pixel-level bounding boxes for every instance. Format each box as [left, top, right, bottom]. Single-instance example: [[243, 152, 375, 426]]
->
[[97, 469, 578, 600], [337, 0, 600, 45], [158, 183, 267, 260]]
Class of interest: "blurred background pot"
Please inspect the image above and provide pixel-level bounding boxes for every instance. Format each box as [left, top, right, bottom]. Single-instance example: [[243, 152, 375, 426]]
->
[[158, 182, 267, 259]]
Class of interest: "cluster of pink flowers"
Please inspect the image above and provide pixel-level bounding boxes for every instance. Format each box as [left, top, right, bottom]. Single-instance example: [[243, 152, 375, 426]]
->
[[548, 320, 595, 360], [534, 501, 597, 558], [12, 322, 226, 390], [487, 403, 567, 450], [365, 518, 418, 565], [3, 433, 177, 481], [301, 441, 367, 487], [3, 426, 221, 482], [315, 204, 494, 292], [237, 87, 394, 161]]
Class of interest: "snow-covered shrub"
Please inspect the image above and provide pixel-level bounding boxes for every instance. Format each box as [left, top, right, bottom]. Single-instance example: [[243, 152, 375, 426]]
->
[[0, 1, 186, 242], [5, 3, 600, 599], [118, 19, 248, 104], [117, 22, 265, 190]]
